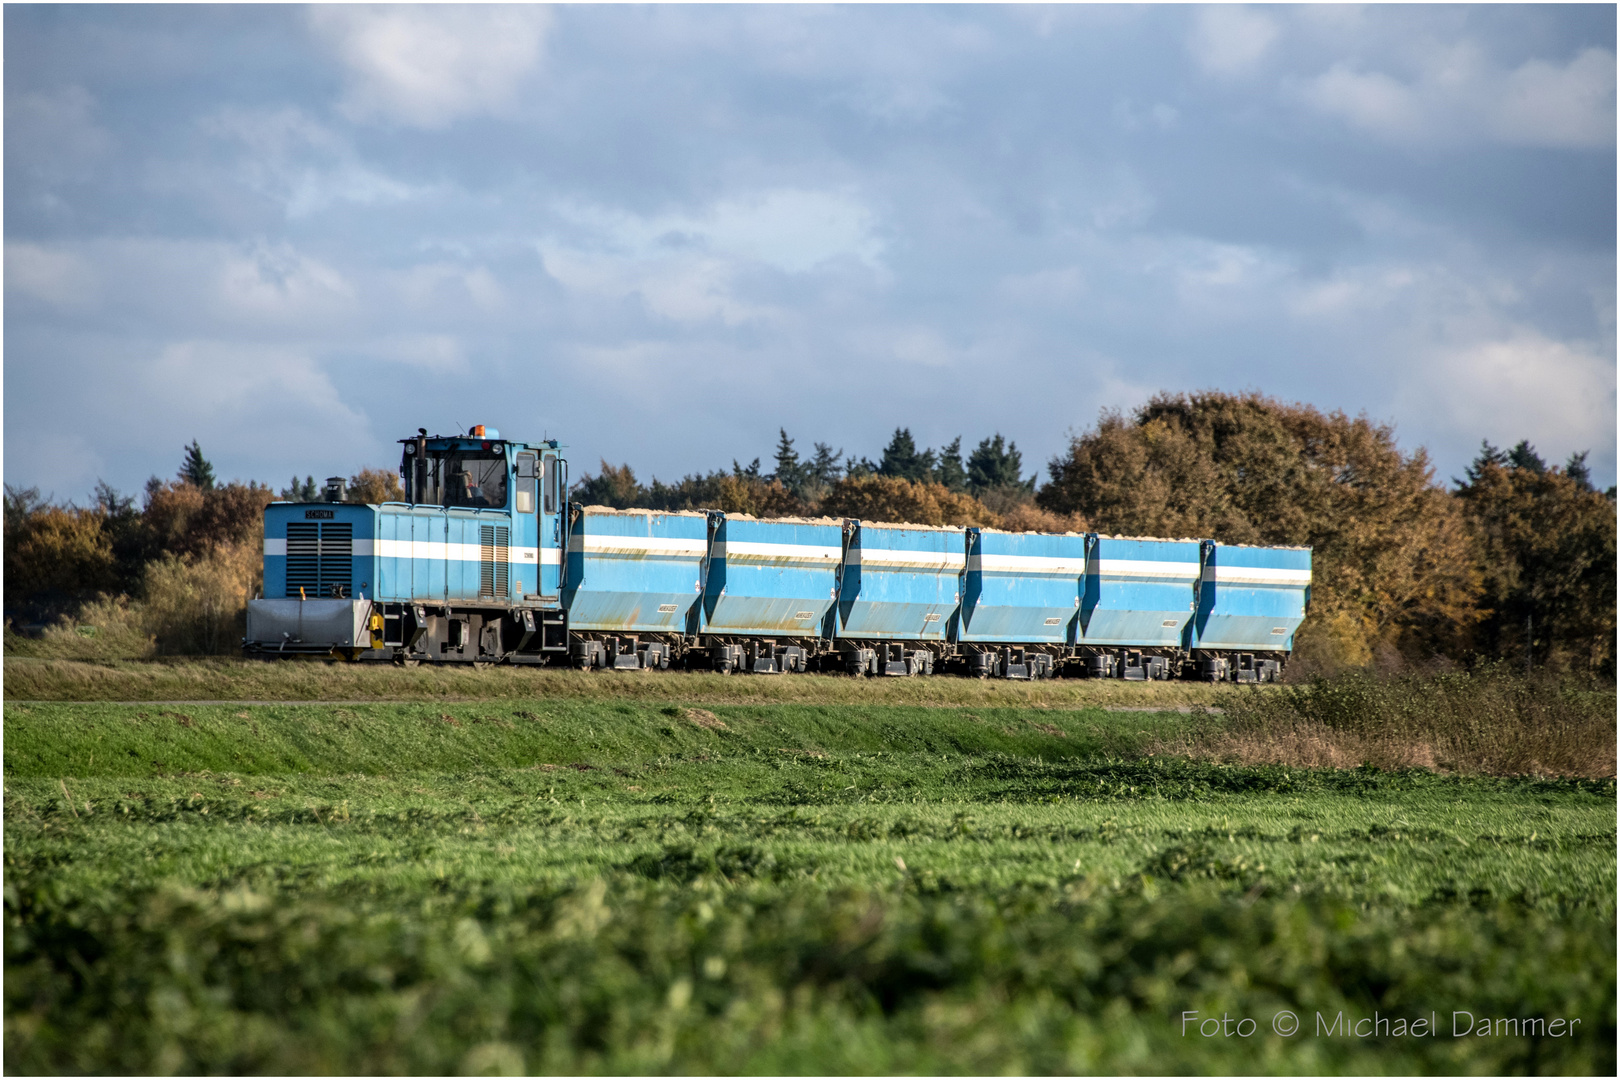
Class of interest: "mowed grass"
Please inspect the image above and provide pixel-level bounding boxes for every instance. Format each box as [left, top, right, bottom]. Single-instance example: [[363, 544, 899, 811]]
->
[[6, 696, 1615, 1074]]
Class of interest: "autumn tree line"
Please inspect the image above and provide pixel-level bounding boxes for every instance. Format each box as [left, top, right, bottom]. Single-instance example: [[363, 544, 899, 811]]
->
[[5, 393, 1614, 674]]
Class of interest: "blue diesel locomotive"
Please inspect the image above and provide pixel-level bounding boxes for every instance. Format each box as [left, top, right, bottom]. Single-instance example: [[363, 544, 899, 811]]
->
[[243, 427, 1310, 681]]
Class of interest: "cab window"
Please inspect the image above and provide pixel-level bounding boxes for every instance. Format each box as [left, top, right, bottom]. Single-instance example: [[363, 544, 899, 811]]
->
[[515, 453, 537, 514], [416, 451, 507, 509]]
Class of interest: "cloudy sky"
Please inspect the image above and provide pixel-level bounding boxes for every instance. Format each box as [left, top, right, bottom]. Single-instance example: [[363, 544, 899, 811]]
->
[[6, 4, 1615, 501]]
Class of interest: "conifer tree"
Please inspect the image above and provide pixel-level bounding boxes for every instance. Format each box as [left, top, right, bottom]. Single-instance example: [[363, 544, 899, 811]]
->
[[808, 442, 844, 488], [771, 429, 810, 496], [967, 434, 1029, 493], [1506, 440, 1547, 474], [282, 476, 319, 501], [935, 436, 967, 492], [878, 427, 936, 482], [180, 440, 216, 490], [1564, 451, 1594, 493]]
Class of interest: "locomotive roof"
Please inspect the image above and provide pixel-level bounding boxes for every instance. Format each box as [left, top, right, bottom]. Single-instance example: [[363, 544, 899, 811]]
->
[[398, 432, 564, 451]]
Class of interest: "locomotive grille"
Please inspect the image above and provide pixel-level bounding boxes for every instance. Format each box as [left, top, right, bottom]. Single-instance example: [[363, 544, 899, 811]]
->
[[479, 524, 510, 599], [285, 521, 353, 598], [319, 523, 352, 597], [285, 523, 318, 596]]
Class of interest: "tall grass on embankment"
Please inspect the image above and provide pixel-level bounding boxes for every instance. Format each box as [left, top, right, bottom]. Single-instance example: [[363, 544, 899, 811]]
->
[[4, 542, 262, 661], [1161, 667, 1616, 778], [2, 656, 1225, 708]]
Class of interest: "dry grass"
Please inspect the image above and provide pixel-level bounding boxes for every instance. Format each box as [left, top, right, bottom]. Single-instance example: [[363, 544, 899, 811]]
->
[[139, 542, 261, 655], [3, 596, 155, 661], [681, 708, 728, 730], [1157, 667, 1616, 778], [3, 656, 1226, 708], [5, 542, 262, 662]]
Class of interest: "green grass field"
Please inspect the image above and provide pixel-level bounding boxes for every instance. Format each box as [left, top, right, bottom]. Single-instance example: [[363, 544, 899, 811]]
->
[[6, 685, 1616, 1073]]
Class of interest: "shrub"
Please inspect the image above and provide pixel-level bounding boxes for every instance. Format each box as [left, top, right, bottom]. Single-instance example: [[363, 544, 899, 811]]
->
[[139, 542, 263, 656], [709, 475, 804, 517], [143, 481, 276, 560], [989, 501, 1085, 534], [819, 475, 995, 527], [1168, 666, 1617, 778], [346, 468, 404, 505], [2, 504, 118, 618]]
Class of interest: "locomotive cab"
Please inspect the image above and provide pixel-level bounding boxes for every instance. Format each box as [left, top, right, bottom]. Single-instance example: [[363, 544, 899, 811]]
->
[[245, 426, 569, 662], [396, 426, 568, 602]]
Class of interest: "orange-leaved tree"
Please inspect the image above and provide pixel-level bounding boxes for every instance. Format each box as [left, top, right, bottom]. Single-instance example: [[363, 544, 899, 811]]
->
[[346, 468, 405, 504], [819, 475, 996, 528], [1038, 391, 1482, 667]]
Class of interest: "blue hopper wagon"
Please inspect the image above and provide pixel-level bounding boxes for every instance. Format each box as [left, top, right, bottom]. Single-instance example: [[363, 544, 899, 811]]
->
[[244, 426, 1310, 682]]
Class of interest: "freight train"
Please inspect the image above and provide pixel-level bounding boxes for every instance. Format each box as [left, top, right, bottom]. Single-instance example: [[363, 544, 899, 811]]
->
[[243, 427, 1310, 681]]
